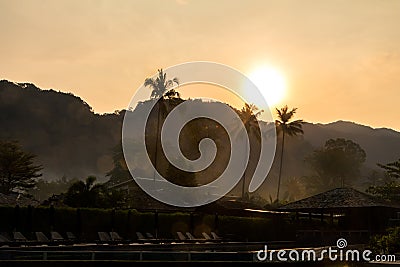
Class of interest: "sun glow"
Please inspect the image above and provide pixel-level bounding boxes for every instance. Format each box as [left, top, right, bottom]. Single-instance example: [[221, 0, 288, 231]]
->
[[248, 66, 286, 106]]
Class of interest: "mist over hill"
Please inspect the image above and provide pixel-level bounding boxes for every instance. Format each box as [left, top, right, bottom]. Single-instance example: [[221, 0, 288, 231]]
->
[[302, 121, 400, 167], [0, 80, 122, 182], [1, 80, 399, 199]]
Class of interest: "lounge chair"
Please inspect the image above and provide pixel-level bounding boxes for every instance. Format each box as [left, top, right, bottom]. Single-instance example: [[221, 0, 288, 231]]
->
[[0, 233, 11, 244], [188, 232, 204, 242], [66, 232, 77, 240], [110, 231, 123, 241], [136, 232, 146, 241], [50, 231, 64, 242], [202, 232, 212, 240], [136, 231, 158, 243], [98, 232, 111, 242], [13, 232, 27, 242], [145, 232, 154, 239], [176, 231, 187, 241], [211, 231, 221, 240], [35, 232, 50, 243], [187, 232, 207, 242]]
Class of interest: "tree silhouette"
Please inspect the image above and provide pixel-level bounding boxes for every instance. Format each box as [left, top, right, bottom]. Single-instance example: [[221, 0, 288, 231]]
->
[[305, 138, 366, 193], [144, 69, 180, 99], [64, 176, 102, 207], [29, 176, 77, 201], [367, 158, 400, 201], [144, 69, 180, 180], [64, 176, 124, 208], [0, 140, 42, 194], [282, 176, 305, 201], [106, 143, 131, 185], [239, 103, 262, 199], [378, 159, 400, 179], [275, 105, 304, 201]]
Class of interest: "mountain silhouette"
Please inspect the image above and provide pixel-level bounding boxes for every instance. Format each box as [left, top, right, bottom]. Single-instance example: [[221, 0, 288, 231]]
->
[[1, 80, 399, 199], [0, 80, 122, 182]]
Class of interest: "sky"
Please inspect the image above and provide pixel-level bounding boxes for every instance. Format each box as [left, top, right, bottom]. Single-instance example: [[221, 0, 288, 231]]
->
[[1, 0, 399, 130]]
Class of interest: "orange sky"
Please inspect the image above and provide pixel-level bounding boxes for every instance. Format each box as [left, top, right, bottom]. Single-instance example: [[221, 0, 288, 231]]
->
[[1, 0, 399, 130]]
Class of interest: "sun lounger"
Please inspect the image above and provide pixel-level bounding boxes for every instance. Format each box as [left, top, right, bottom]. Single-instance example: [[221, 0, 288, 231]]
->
[[98, 232, 111, 242], [0, 233, 11, 243], [202, 232, 212, 240], [110, 231, 123, 241], [50, 231, 64, 241], [35, 232, 50, 243], [136, 232, 146, 241], [145, 232, 154, 239], [176, 231, 187, 241], [13, 232, 27, 242], [136, 231, 158, 243], [66, 232, 77, 240], [201, 232, 223, 242], [186, 232, 207, 242], [211, 231, 221, 240], [185, 232, 201, 240]]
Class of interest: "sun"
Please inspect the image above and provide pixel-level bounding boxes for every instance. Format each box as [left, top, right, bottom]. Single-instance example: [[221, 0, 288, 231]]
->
[[248, 66, 286, 106]]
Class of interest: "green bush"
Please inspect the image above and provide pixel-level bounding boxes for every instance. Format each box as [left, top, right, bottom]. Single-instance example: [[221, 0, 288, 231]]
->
[[370, 227, 400, 254]]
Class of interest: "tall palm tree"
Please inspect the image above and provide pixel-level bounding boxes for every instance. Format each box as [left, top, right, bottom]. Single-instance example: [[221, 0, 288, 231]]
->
[[144, 69, 180, 180], [144, 69, 180, 99], [275, 105, 304, 201], [239, 103, 263, 200]]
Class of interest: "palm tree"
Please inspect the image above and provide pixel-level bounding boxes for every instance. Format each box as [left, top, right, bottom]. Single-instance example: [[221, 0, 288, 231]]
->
[[64, 176, 103, 207], [144, 69, 180, 99], [239, 103, 263, 200], [144, 69, 180, 180], [282, 176, 305, 201], [275, 105, 304, 201]]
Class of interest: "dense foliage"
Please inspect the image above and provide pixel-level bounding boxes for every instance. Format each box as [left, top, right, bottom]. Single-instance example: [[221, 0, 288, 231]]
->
[[0, 140, 42, 194], [64, 176, 124, 208], [304, 138, 366, 193], [367, 159, 400, 201], [370, 226, 400, 254]]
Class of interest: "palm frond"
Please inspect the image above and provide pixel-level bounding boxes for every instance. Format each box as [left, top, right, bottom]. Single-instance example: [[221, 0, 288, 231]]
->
[[144, 68, 180, 99], [165, 80, 173, 89], [276, 107, 283, 118], [276, 105, 299, 123], [144, 78, 157, 89]]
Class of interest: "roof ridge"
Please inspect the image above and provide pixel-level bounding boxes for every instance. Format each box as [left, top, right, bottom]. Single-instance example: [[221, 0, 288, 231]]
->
[[278, 187, 400, 211]]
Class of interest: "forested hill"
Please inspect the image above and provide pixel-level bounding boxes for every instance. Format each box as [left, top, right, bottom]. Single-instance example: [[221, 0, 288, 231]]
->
[[302, 121, 400, 168], [0, 80, 399, 193], [0, 80, 122, 181]]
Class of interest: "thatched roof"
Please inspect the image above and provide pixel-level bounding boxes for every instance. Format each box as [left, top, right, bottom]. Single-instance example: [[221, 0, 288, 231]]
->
[[278, 187, 400, 212]]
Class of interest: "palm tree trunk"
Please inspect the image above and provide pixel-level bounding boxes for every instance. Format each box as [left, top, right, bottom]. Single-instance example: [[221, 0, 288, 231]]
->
[[241, 137, 248, 200], [276, 131, 285, 201], [153, 100, 161, 182]]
